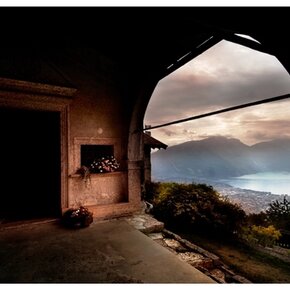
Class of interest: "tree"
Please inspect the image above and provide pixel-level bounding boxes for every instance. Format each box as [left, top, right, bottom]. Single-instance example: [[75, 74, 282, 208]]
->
[[266, 196, 290, 230], [247, 211, 269, 227]]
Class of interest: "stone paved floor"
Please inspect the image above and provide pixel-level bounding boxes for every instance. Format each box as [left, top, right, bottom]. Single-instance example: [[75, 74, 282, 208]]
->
[[0, 218, 214, 283], [0, 212, 250, 283]]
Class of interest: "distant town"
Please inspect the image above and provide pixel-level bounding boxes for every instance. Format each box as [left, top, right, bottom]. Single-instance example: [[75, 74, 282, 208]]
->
[[153, 176, 288, 214], [210, 181, 288, 214]]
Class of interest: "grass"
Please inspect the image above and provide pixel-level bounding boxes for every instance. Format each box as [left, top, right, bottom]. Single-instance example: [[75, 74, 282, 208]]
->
[[179, 231, 290, 283]]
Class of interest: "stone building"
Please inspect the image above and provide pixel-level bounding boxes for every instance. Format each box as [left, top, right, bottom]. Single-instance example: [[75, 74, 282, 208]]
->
[[0, 8, 289, 223], [143, 132, 167, 183]]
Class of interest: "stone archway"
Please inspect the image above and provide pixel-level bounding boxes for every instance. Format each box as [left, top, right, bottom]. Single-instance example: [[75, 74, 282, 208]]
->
[[127, 78, 158, 206]]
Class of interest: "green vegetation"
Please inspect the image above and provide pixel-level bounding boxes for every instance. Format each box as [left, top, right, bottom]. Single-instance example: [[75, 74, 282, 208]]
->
[[246, 197, 290, 247], [240, 225, 281, 247], [180, 232, 290, 283], [266, 196, 290, 230], [145, 181, 290, 282], [145, 182, 246, 237]]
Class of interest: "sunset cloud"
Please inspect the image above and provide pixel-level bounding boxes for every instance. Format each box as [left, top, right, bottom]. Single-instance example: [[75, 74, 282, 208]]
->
[[145, 40, 290, 146]]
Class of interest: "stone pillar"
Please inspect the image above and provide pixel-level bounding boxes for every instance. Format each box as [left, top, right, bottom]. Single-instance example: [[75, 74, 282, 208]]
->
[[144, 146, 151, 183], [127, 160, 143, 205], [127, 77, 158, 212]]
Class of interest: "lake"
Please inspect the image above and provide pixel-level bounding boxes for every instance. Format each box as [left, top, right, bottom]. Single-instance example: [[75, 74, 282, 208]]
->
[[223, 172, 290, 195]]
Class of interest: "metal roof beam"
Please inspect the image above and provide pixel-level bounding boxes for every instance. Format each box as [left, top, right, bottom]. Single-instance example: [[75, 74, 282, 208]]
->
[[144, 93, 290, 131], [159, 34, 224, 80], [222, 33, 274, 55]]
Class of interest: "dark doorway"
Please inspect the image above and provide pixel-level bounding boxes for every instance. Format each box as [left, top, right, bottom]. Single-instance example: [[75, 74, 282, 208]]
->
[[0, 107, 61, 222]]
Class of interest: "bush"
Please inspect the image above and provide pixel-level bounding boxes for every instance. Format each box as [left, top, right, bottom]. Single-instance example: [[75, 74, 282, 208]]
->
[[246, 212, 269, 227], [241, 225, 281, 247], [145, 182, 246, 236]]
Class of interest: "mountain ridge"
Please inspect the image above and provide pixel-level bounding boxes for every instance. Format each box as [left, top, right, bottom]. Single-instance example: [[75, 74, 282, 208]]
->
[[151, 136, 290, 180]]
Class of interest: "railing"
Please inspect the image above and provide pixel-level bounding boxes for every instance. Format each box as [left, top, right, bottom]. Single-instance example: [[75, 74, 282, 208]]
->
[[276, 230, 290, 249], [275, 242, 290, 249]]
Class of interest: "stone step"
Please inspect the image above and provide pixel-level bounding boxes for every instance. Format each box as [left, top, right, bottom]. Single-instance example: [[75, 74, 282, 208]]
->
[[125, 214, 164, 234]]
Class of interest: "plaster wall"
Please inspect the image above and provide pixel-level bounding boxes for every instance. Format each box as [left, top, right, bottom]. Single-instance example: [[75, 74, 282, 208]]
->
[[0, 48, 147, 220], [64, 73, 148, 218]]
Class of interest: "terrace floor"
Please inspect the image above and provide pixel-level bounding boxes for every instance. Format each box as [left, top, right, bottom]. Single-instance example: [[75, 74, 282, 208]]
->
[[0, 218, 214, 283]]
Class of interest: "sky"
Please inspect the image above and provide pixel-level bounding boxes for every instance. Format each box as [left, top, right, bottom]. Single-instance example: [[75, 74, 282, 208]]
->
[[144, 39, 290, 146]]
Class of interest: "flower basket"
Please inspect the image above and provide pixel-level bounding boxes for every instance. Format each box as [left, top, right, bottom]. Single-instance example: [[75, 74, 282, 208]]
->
[[90, 155, 120, 173], [61, 206, 93, 228]]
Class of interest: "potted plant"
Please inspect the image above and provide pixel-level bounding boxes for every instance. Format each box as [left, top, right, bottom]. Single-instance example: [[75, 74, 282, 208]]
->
[[61, 206, 93, 228]]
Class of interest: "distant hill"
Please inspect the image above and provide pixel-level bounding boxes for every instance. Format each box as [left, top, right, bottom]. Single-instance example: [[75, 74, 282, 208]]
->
[[151, 136, 290, 180]]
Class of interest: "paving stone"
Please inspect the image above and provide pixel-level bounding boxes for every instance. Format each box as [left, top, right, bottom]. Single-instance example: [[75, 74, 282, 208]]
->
[[125, 214, 164, 234], [232, 275, 252, 283], [177, 252, 204, 264], [209, 269, 226, 283], [192, 257, 215, 270], [147, 233, 164, 240], [163, 238, 187, 252], [132, 217, 146, 223], [135, 225, 146, 231]]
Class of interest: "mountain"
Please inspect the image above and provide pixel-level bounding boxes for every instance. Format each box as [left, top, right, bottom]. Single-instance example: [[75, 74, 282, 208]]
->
[[250, 139, 290, 172], [151, 136, 290, 180]]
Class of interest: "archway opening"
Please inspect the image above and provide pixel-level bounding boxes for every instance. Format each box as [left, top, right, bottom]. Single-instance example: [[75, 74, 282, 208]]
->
[[145, 38, 290, 210]]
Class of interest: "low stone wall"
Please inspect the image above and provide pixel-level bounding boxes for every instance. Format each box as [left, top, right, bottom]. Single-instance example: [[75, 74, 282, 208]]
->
[[256, 245, 290, 263], [124, 213, 251, 284], [159, 229, 251, 284]]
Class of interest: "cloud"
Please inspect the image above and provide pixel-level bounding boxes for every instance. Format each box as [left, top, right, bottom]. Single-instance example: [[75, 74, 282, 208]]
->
[[148, 100, 290, 146], [196, 133, 233, 139], [160, 128, 176, 137], [146, 68, 290, 124], [145, 40, 290, 146]]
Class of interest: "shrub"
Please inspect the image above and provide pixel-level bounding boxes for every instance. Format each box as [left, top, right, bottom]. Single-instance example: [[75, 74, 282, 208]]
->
[[146, 182, 246, 236], [246, 211, 269, 227], [241, 225, 281, 247]]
